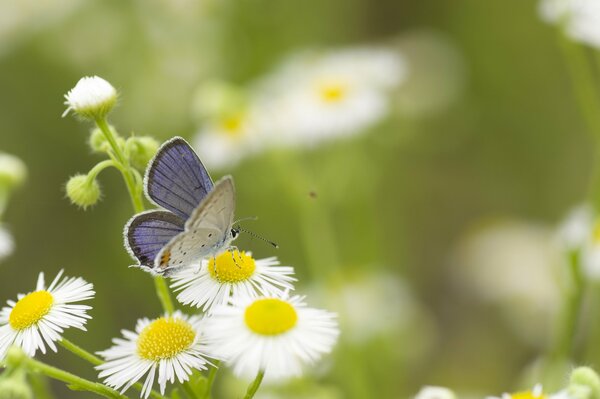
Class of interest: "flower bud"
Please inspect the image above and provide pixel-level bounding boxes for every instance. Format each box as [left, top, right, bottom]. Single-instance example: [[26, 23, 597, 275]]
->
[[125, 136, 159, 170], [0, 367, 32, 399], [88, 126, 125, 153], [63, 76, 117, 120], [0, 154, 27, 191], [0, 226, 14, 262], [569, 367, 600, 399], [66, 174, 101, 210]]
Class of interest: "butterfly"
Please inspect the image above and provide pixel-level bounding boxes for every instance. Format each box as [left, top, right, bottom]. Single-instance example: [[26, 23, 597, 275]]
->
[[124, 137, 239, 276]]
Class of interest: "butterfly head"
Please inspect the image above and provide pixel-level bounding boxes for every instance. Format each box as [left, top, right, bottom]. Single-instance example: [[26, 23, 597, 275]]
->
[[231, 227, 240, 240]]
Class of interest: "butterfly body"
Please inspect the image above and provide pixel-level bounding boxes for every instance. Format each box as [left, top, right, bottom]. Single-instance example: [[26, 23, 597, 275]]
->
[[124, 137, 238, 276]]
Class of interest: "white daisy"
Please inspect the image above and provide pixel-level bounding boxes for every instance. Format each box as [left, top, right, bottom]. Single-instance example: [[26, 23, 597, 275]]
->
[[193, 108, 269, 170], [204, 293, 339, 380], [170, 250, 295, 314], [414, 386, 456, 399], [97, 311, 212, 399], [257, 47, 406, 147], [0, 226, 14, 262], [0, 270, 94, 360], [63, 76, 117, 119], [539, 0, 600, 48], [487, 384, 569, 399]]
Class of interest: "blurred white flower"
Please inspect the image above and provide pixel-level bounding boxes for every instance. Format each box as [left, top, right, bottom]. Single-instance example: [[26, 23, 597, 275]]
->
[[556, 204, 600, 280], [393, 30, 466, 117], [453, 220, 562, 345], [308, 270, 432, 348], [0, 226, 14, 262], [487, 384, 572, 399], [539, 0, 600, 48], [63, 76, 117, 119], [257, 47, 406, 147], [415, 386, 456, 399], [0, 153, 27, 191]]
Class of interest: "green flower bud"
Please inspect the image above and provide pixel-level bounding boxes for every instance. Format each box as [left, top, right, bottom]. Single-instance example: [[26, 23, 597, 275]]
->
[[63, 76, 118, 120], [3, 347, 25, 369], [569, 367, 600, 399], [66, 174, 101, 210], [0, 367, 32, 399], [88, 126, 125, 154], [0, 154, 27, 191], [125, 136, 159, 170]]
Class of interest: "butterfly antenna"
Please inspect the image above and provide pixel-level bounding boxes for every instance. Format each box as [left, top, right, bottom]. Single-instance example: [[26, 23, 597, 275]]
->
[[234, 216, 258, 224], [235, 226, 279, 248]]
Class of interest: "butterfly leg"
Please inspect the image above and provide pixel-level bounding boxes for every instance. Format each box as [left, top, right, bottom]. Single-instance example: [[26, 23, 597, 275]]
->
[[229, 246, 241, 269]]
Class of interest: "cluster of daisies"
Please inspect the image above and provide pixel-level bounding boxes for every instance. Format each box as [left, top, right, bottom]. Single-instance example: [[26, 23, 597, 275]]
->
[[0, 248, 338, 398], [191, 46, 406, 169]]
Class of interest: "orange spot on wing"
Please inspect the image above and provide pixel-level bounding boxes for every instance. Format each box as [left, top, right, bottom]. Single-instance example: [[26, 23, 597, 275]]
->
[[160, 250, 171, 266]]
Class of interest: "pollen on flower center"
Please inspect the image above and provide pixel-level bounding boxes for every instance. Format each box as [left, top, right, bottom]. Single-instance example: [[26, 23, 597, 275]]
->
[[318, 82, 347, 103], [208, 250, 256, 283], [244, 298, 298, 335], [137, 317, 196, 361], [9, 291, 54, 330]]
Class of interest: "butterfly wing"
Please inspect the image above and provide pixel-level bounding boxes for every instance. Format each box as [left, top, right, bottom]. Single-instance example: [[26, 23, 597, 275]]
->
[[154, 176, 236, 275], [124, 210, 186, 268], [144, 137, 214, 220]]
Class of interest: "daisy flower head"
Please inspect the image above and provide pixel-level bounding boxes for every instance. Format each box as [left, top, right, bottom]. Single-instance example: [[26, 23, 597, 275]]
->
[[488, 384, 571, 399], [63, 76, 117, 119], [257, 46, 406, 147], [170, 250, 295, 314], [0, 270, 94, 360], [539, 0, 600, 48], [97, 311, 211, 398], [204, 292, 339, 380]]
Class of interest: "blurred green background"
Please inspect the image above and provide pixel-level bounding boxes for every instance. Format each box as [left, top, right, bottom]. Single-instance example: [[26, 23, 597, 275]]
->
[[0, 0, 593, 397]]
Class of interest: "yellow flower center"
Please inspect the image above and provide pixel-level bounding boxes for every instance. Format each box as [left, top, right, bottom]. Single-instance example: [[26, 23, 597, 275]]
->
[[9, 291, 54, 330], [318, 82, 347, 103], [244, 298, 298, 335], [137, 317, 196, 361], [208, 250, 256, 283], [509, 391, 545, 399], [220, 112, 245, 138]]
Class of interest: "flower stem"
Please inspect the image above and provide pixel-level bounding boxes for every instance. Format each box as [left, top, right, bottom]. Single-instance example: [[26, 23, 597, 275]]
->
[[242, 369, 265, 399], [94, 118, 144, 213], [201, 361, 220, 399], [20, 356, 126, 399], [59, 339, 167, 399], [60, 338, 102, 365], [94, 118, 174, 315]]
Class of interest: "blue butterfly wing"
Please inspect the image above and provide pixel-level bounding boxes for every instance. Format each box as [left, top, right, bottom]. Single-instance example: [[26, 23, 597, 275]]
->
[[125, 210, 185, 267], [144, 137, 213, 220]]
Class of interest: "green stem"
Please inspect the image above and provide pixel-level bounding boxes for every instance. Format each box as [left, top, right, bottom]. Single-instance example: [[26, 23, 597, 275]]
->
[[182, 380, 198, 399], [544, 250, 585, 389], [94, 118, 144, 214], [94, 118, 174, 315], [154, 277, 174, 314], [557, 29, 600, 202], [59, 339, 166, 399], [201, 361, 220, 399], [242, 369, 265, 399], [87, 160, 119, 181], [21, 357, 126, 399], [60, 338, 102, 365]]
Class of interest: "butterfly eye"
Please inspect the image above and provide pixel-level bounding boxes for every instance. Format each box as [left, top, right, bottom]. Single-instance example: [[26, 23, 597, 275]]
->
[[231, 228, 239, 238]]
